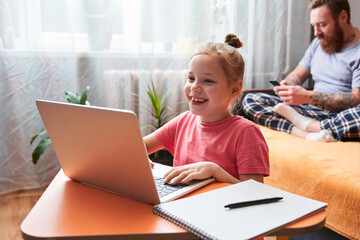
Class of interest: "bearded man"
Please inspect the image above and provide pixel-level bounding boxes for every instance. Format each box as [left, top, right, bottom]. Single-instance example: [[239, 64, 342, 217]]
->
[[242, 0, 360, 142]]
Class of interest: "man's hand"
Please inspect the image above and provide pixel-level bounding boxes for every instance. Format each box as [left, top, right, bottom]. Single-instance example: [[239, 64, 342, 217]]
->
[[274, 85, 311, 105]]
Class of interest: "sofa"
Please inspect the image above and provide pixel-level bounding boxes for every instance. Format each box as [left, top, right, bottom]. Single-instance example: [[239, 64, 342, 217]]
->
[[256, 124, 360, 239]]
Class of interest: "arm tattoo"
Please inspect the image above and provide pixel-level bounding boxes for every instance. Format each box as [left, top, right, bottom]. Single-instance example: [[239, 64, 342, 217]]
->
[[284, 77, 301, 86], [310, 88, 359, 112]]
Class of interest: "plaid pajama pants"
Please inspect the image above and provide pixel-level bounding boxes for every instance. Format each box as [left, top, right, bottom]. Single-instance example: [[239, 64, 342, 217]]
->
[[241, 92, 360, 141]]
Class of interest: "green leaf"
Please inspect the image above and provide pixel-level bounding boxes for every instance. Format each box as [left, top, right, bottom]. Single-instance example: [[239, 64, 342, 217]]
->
[[32, 138, 52, 165], [79, 86, 90, 105], [30, 128, 47, 145], [65, 90, 80, 104], [30, 134, 38, 145], [148, 80, 168, 127], [137, 78, 171, 130], [31, 87, 92, 165]]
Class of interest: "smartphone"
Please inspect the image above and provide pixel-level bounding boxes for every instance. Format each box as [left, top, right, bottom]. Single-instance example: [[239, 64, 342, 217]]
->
[[269, 80, 280, 86]]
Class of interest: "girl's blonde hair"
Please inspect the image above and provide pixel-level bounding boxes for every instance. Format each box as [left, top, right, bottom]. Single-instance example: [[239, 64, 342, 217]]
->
[[191, 33, 245, 113]]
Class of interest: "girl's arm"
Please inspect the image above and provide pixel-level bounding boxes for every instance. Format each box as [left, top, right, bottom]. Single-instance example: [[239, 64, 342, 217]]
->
[[143, 132, 164, 155], [163, 162, 264, 185]]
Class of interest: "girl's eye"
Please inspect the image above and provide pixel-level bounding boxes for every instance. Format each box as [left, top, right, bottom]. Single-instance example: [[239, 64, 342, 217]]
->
[[188, 77, 195, 82], [204, 79, 215, 83]]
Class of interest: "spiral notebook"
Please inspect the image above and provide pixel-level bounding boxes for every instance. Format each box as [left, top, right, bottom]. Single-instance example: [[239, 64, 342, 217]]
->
[[153, 180, 327, 240]]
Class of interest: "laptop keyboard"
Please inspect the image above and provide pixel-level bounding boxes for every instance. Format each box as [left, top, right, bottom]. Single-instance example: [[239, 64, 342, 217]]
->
[[154, 176, 185, 198]]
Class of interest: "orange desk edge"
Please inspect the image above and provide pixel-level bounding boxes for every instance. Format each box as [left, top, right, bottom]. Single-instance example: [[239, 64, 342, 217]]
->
[[21, 170, 326, 240]]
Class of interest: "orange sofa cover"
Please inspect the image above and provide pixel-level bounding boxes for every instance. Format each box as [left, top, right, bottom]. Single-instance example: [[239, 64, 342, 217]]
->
[[260, 125, 360, 240]]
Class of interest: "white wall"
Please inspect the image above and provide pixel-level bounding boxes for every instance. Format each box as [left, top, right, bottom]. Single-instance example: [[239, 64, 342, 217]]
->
[[349, 0, 360, 28]]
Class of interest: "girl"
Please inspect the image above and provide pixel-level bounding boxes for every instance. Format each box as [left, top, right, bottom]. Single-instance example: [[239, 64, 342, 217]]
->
[[144, 34, 269, 184]]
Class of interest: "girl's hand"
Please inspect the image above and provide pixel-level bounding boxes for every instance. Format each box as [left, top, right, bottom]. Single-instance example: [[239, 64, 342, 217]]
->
[[163, 162, 218, 185], [148, 159, 155, 168]]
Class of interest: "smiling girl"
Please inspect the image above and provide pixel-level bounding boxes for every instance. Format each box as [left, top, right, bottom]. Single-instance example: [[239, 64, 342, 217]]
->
[[144, 34, 269, 184]]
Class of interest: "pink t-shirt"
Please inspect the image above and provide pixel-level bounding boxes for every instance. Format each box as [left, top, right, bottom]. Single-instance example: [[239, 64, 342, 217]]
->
[[155, 111, 269, 179]]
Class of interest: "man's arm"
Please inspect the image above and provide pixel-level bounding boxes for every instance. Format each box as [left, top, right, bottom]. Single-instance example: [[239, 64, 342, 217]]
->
[[276, 85, 360, 112], [281, 65, 310, 86], [309, 87, 360, 112], [276, 65, 360, 112]]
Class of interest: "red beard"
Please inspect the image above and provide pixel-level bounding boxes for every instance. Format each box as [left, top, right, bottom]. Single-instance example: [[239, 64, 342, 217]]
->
[[318, 22, 344, 54]]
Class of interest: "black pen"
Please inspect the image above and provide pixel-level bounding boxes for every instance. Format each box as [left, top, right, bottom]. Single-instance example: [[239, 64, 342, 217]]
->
[[224, 197, 283, 209]]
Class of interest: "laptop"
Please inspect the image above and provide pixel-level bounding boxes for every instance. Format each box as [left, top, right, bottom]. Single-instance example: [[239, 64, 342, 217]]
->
[[36, 99, 214, 205]]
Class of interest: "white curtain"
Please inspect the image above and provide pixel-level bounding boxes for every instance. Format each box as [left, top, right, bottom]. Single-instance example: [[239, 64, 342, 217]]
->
[[0, 0, 311, 194]]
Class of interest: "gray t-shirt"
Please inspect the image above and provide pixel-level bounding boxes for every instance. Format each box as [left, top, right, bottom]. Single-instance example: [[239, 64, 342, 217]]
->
[[299, 37, 360, 94]]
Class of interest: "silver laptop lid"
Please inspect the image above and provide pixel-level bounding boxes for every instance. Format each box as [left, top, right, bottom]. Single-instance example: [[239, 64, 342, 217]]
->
[[36, 99, 161, 204]]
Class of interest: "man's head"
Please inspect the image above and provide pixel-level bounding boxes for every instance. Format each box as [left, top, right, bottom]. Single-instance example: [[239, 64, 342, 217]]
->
[[309, 0, 351, 53]]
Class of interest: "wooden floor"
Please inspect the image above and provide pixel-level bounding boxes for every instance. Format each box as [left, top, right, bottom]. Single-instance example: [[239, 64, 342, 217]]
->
[[0, 187, 46, 240]]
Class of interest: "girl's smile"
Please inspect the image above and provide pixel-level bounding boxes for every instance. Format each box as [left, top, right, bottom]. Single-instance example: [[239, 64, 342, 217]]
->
[[190, 96, 208, 104]]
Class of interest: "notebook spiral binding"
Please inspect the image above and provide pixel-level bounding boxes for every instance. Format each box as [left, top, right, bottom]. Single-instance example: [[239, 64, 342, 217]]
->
[[153, 206, 219, 240]]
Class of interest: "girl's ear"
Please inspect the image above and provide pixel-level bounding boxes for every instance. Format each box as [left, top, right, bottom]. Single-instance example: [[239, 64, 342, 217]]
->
[[231, 80, 242, 96]]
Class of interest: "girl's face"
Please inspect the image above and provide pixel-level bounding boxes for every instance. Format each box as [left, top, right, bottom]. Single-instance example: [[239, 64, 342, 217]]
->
[[185, 54, 240, 123]]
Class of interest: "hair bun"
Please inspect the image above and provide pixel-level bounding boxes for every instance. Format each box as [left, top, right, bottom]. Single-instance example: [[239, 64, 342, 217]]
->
[[224, 33, 242, 49]]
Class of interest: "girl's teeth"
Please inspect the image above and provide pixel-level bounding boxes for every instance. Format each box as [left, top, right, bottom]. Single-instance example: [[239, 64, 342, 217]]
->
[[191, 97, 205, 102]]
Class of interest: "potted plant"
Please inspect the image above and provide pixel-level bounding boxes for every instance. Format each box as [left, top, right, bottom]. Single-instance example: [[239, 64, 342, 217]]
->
[[30, 86, 90, 164], [140, 78, 174, 166]]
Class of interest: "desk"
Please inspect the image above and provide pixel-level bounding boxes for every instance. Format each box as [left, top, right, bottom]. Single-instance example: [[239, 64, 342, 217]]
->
[[21, 170, 326, 240]]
